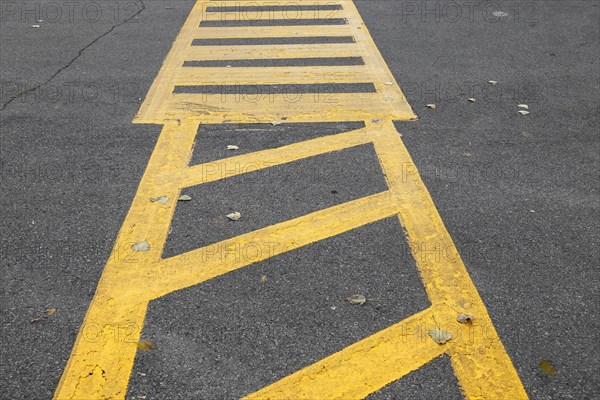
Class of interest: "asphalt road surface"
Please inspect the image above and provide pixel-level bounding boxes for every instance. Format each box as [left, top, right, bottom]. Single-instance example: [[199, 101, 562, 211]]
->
[[1, 1, 598, 399]]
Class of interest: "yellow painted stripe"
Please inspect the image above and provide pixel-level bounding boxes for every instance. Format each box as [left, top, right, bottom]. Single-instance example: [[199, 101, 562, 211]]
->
[[150, 191, 398, 298], [53, 122, 198, 400], [174, 67, 370, 86], [191, 26, 355, 38], [157, 93, 411, 124], [174, 65, 368, 85], [243, 307, 446, 400], [201, 10, 346, 22], [178, 126, 371, 187], [370, 120, 528, 399], [183, 44, 360, 60]]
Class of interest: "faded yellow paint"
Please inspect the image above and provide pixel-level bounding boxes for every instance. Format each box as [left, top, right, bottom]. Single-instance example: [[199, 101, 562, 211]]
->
[[133, 0, 415, 124], [54, 1, 527, 399]]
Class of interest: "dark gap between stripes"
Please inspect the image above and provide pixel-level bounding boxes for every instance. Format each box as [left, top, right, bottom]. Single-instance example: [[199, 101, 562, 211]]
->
[[200, 18, 347, 27], [192, 36, 355, 46], [173, 83, 376, 95], [183, 57, 364, 67], [204, 5, 343, 12]]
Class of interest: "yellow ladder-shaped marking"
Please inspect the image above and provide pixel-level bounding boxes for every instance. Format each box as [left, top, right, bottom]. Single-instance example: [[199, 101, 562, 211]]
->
[[134, 0, 415, 124], [54, 1, 528, 399]]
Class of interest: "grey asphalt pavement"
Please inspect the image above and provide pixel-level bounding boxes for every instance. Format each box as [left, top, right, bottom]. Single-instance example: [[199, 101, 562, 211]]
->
[[1, 1, 598, 399]]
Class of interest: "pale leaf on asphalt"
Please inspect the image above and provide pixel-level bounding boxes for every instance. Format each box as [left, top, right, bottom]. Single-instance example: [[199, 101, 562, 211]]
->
[[226, 212, 241, 221], [346, 294, 367, 305]]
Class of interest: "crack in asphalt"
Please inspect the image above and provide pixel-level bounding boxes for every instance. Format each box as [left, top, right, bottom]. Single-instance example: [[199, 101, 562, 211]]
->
[[0, 0, 146, 111]]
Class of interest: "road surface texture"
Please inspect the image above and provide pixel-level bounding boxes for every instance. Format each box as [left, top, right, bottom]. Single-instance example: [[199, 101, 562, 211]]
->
[[1, 1, 598, 399]]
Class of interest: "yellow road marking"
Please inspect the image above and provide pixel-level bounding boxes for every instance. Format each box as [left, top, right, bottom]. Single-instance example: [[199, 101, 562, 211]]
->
[[194, 26, 355, 38], [184, 43, 360, 59], [243, 307, 448, 400], [180, 126, 370, 187], [150, 190, 398, 299], [133, 0, 415, 124], [174, 66, 371, 85], [242, 121, 529, 399], [55, 1, 528, 399], [201, 10, 343, 22]]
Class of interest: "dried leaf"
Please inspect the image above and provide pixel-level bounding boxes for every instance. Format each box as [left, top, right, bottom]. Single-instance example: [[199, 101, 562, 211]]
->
[[259, 275, 268, 284], [346, 294, 366, 305], [468, 98, 476, 102], [539, 359, 557, 376], [429, 329, 452, 344], [426, 104, 436, 109], [226, 212, 241, 221], [132, 240, 150, 252], [457, 313, 474, 323], [517, 104, 529, 110], [271, 120, 282, 126], [137, 372, 147, 376], [44, 307, 57, 316], [518, 110, 530, 115], [31, 24, 40, 28], [226, 145, 239, 150], [150, 196, 168, 204], [178, 194, 192, 201], [384, 81, 393, 85], [30, 316, 44, 323], [488, 80, 498, 85], [137, 340, 157, 351]]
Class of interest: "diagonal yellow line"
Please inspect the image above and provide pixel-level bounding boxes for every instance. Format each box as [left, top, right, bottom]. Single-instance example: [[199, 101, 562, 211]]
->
[[148, 190, 398, 298], [243, 307, 446, 400], [369, 120, 528, 399], [178, 125, 370, 187]]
